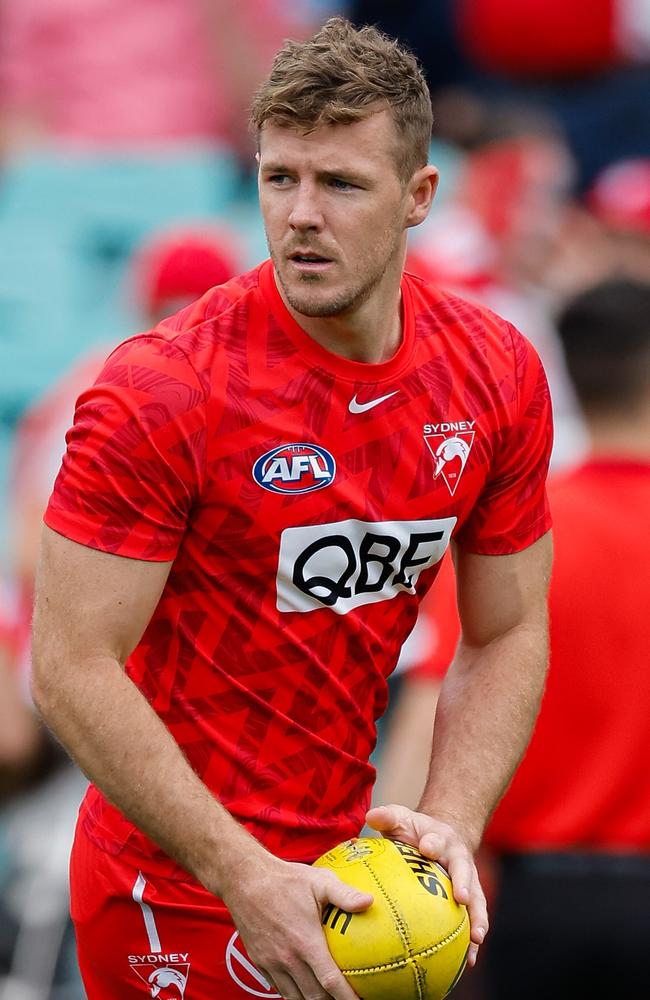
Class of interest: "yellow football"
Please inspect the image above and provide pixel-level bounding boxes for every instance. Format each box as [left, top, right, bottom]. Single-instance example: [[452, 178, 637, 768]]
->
[[314, 837, 470, 1000]]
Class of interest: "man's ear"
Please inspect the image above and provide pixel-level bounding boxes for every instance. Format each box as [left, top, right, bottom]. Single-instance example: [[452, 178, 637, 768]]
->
[[406, 165, 439, 230]]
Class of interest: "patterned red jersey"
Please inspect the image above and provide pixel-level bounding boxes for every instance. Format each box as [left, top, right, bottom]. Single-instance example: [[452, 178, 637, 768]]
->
[[45, 260, 552, 875]]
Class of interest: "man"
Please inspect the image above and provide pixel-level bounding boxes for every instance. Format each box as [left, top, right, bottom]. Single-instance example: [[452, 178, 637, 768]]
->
[[483, 279, 650, 998], [31, 18, 553, 1000]]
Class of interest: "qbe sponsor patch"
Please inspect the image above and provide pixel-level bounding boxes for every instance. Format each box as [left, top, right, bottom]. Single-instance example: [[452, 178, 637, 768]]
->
[[276, 516, 456, 615]]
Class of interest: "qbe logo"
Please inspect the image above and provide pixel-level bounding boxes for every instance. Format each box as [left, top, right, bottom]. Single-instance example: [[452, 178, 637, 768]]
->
[[252, 443, 335, 495], [276, 516, 457, 615]]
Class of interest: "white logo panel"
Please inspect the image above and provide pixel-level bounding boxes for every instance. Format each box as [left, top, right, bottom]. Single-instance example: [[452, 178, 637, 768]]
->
[[276, 516, 457, 615]]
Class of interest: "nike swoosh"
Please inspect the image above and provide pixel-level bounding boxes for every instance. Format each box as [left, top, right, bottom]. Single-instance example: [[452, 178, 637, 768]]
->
[[348, 390, 399, 414]]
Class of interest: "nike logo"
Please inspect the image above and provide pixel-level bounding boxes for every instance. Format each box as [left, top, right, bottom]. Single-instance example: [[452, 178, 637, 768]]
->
[[348, 390, 399, 414]]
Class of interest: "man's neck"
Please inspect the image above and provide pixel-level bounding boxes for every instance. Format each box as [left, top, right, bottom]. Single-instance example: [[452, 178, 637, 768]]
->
[[587, 407, 650, 461]]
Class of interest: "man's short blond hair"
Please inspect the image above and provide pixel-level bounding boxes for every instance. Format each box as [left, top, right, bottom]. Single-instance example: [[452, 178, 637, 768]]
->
[[250, 18, 432, 184]]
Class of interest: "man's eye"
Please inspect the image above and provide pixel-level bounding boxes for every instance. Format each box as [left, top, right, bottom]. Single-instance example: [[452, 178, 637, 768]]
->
[[330, 178, 354, 191], [268, 174, 291, 185]]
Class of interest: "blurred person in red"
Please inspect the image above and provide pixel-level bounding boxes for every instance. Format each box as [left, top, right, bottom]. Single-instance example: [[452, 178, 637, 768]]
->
[[587, 157, 650, 284], [377, 277, 650, 997], [537, 157, 650, 303], [483, 278, 650, 998]]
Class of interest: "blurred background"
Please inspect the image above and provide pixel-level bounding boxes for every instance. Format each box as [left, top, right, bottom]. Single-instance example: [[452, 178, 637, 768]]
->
[[0, 2, 649, 998]]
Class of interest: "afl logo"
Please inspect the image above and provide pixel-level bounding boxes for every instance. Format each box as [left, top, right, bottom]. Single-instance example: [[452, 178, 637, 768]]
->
[[252, 443, 336, 495]]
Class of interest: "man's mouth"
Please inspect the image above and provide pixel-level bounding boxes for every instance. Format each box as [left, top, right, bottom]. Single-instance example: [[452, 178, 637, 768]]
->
[[289, 251, 334, 266]]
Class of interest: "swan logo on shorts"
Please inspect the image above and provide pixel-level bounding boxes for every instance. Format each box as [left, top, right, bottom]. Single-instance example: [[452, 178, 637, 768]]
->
[[252, 443, 336, 495], [276, 516, 457, 614], [226, 931, 281, 998], [129, 959, 189, 998]]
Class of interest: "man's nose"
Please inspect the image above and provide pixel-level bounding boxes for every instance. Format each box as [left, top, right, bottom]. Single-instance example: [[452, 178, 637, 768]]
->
[[288, 182, 324, 231]]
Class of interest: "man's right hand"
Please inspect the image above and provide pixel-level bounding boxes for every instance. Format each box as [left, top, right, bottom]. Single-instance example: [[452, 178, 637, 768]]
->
[[219, 850, 373, 1000]]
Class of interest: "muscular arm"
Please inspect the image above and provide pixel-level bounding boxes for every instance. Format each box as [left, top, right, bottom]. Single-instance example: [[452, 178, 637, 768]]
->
[[32, 526, 369, 1000], [420, 532, 552, 848], [31, 526, 251, 885], [368, 531, 552, 961]]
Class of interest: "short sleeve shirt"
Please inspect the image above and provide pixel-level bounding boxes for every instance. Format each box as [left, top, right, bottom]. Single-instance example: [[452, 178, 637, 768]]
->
[[45, 261, 552, 872]]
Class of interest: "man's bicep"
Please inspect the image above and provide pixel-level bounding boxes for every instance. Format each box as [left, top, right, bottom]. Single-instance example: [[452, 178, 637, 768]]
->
[[453, 531, 552, 648], [34, 525, 172, 666]]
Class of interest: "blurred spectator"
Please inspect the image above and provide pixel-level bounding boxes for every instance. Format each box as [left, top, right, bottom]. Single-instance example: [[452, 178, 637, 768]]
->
[[376, 278, 650, 998], [483, 279, 650, 998], [589, 157, 650, 232], [587, 157, 650, 284], [132, 225, 240, 321]]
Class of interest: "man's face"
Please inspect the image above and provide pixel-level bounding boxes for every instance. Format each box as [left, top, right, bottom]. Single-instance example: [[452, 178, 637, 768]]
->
[[258, 111, 412, 318]]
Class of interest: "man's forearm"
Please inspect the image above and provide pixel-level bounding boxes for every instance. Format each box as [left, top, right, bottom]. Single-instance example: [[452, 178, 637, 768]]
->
[[418, 624, 548, 851], [31, 652, 266, 894]]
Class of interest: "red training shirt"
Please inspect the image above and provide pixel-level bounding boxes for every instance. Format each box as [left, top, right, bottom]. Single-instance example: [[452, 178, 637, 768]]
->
[[486, 457, 650, 851], [45, 260, 552, 876]]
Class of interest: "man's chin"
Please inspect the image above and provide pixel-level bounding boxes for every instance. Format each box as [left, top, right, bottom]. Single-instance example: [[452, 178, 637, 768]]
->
[[272, 260, 358, 318], [282, 280, 351, 318], [286, 295, 348, 318]]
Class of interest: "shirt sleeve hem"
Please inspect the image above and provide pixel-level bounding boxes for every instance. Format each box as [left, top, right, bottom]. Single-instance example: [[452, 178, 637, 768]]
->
[[455, 512, 552, 557], [43, 508, 178, 563]]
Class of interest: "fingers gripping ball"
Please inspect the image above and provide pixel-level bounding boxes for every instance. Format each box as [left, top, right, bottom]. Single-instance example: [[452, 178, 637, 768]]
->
[[314, 838, 470, 1000]]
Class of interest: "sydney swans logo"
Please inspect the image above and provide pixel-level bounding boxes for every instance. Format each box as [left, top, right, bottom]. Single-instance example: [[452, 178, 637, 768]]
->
[[424, 421, 476, 496], [129, 962, 189, 998]]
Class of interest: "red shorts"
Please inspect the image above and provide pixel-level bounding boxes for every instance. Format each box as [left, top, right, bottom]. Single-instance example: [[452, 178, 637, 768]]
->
[[70, 824, 281, 999]]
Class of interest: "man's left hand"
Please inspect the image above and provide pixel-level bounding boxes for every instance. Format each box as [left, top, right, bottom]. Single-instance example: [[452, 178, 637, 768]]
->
[[365, 803, 487, 967]]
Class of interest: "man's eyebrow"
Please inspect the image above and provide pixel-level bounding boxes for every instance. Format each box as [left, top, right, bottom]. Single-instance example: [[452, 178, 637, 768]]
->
[[317, 167, 370, 185], [260, 161, 371, 185], [259, 162, 292, 174]]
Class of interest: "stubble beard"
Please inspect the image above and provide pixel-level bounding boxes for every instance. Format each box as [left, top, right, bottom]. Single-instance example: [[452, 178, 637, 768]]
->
[[270, 221, 404, 319]]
